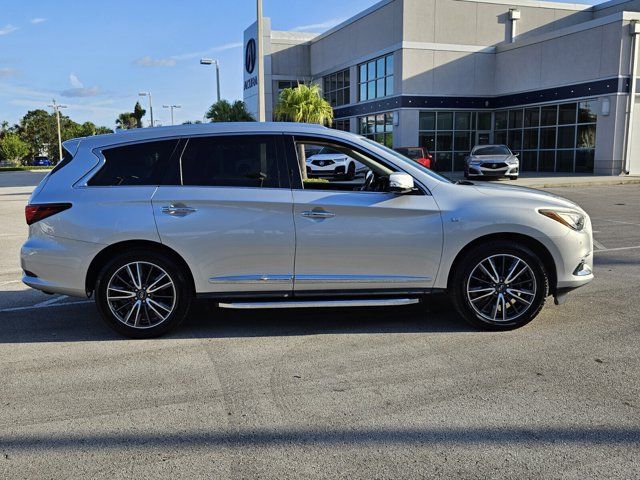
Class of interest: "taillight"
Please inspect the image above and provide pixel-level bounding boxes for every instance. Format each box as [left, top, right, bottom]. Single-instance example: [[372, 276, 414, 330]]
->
[[25, 203, 71, 225]]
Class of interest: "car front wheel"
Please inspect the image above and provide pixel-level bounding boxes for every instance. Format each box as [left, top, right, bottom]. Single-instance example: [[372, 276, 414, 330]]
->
[[451, 242, 549, 330], [95, 250, 192, 338]]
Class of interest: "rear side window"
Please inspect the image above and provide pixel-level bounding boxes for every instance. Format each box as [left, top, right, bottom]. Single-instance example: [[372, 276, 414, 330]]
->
[[179, 135, 280, 188], [49, 147, 74, 175], [89, 140, 179, 186]]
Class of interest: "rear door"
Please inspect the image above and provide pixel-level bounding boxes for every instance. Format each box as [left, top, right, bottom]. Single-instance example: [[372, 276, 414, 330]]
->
[[152, 134, 296, 295]]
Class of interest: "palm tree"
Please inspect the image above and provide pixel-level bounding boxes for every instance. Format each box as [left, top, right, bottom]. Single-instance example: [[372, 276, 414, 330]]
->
[[206, 100, 254, 122], [115, 113, 137, 130], [274, 83, 334, 179]]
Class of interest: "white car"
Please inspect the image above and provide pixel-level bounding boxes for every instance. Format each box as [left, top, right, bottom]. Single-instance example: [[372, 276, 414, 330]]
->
[[465, 144, 519, 180], [21, 123, 593, 338], [306, 146, 366, 179]]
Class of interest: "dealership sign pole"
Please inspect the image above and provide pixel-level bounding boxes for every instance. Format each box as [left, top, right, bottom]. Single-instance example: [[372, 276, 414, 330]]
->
[[256, 0, 266, 121]]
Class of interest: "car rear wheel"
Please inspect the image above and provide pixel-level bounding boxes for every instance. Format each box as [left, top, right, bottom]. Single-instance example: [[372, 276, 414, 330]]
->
[[450, 241, 548, 330], [95, 250, 192, 338]]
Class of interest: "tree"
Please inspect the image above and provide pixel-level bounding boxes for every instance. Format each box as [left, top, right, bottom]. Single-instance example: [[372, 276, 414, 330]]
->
[[17, 109, 56, 160], [274, 83, 334, 179], [115, 112, 137, 130], [205, 100, 254, 122], [0, 133, 29, 166], [133, 101, 146, 128]]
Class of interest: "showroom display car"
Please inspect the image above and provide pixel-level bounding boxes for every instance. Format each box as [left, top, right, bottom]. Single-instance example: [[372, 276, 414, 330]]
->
[[22, 123, 593, 338], [464, 144, 519, 180], [305, 146, 366, 179]]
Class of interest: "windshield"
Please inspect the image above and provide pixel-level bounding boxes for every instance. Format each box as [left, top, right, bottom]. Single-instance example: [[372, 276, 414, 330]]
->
[[473, 145, 511, 156], [360, 137, 452, 183]]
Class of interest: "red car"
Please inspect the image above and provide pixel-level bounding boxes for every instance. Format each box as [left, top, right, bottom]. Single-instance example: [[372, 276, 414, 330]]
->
[[394, 147, 433, 169]]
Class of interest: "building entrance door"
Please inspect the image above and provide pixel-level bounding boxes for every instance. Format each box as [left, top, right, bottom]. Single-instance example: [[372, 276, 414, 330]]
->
[[476, 131, 491, 145]]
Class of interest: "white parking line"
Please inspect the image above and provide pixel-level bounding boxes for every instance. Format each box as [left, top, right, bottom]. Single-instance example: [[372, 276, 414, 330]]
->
[[594, 245, 640, 253], [0, 280, 21, 287], [0, 295, 93, 313], [593, 239, 607, 250]]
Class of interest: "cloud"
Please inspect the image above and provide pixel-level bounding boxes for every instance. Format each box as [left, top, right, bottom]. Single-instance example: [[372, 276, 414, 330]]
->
[[290, 17, 347, 32], [60, 73, 101, 97], [133, 42, 242, 68], [134, 55, 177, 67], [0, 67, 17, 78], [30, 18, 47, 24], [0, 24, 19, 36], [69, 73, 83, 88]]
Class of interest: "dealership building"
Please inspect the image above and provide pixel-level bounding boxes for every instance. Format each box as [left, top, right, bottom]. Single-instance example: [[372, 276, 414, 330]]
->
[[243, 0, 640, 175]]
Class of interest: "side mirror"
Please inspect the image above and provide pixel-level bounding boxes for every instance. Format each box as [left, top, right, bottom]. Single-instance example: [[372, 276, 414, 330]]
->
[[388, 172, 414, 194]]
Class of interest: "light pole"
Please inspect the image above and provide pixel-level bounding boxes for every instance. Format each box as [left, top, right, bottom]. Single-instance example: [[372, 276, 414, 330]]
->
[[256, 0, 265, 121], [200, 58, 221, 103], [138, 92, 154, 127], [47, 99, 67, 162], [162, 104, 182, 125]]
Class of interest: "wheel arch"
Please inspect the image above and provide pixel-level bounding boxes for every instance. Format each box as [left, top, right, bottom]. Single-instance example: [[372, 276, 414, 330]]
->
[[446, 233, 557, 295], [85, 240, 196, 296]]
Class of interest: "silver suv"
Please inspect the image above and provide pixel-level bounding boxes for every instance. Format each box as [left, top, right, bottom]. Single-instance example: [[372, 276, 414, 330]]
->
[[22, 123, 593, 338]]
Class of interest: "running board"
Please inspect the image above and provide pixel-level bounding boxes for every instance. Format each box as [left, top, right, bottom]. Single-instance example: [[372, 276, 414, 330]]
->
[[217, 298, 420, 310]]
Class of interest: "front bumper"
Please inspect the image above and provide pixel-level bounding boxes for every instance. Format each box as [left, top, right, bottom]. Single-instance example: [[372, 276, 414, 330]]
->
[[467, 164, 519, 177]]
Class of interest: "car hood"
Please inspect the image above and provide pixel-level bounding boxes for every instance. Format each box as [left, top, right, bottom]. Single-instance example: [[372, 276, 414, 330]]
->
[[468, 154, 514, 162], [307, 154, 344, 162], [470, 182, 583, 211]]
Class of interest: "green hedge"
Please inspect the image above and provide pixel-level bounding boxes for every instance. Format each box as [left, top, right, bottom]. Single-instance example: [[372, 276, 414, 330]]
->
[[0, 166, 53, 172]]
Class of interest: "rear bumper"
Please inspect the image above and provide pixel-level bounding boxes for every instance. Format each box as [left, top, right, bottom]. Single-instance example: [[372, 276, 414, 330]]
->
[[21, 229, 102, 298]]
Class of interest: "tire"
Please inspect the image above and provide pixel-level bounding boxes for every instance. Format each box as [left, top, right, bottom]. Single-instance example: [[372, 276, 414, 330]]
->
[[450, 241, 548, 330], [509, 176, 518, 180], [95, 249, 192, 338], [345, 162, 356, 180]]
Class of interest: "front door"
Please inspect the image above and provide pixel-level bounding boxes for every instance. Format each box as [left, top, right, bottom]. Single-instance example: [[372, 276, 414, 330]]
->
[[476, 131, 492, 145], [287, 136, 443, 294], [152, 134, 296, 295]]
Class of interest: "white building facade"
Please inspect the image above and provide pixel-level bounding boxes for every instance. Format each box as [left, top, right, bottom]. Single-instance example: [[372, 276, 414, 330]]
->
[[244, 0, 640, 175]]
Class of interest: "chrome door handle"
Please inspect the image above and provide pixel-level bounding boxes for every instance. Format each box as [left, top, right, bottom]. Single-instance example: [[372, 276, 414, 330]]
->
[[161, 205, 197, 217], [301, 210, 335, 219]]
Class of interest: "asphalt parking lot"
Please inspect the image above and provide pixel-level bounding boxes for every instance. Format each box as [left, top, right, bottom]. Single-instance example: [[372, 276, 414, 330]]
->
[[0, 171, 639, 479]]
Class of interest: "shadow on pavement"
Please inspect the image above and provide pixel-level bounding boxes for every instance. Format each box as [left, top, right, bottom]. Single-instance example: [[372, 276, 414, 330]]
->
[[0, 295, 479, 343], [2, 425, 639, 451]]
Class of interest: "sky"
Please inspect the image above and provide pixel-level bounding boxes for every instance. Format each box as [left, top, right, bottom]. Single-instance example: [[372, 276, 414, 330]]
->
[[1, 0, 600, 128]]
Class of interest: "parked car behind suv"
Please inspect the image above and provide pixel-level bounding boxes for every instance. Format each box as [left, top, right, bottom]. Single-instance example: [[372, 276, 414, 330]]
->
[[394, 147, 433, 169], [465, 144, 519, 180], [306, 145, 366, 179], [22, 123, 593, 338]]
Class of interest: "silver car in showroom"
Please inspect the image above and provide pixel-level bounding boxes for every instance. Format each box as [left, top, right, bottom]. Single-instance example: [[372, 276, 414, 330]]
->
[[22, 123, 593, 338], [464, 144, 519, 180]]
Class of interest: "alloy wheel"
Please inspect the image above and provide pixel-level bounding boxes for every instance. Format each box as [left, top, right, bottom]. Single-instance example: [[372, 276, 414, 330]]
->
[[106, 261, 176, 329], [466, 254, 537, 322]]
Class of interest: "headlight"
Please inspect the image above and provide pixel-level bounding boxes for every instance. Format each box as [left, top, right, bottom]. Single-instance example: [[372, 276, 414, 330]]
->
[[539, 209, 585, 231], [507, 158, 518, 165]]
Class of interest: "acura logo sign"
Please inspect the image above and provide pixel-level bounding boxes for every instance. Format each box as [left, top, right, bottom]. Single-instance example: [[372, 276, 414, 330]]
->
[[245, 38, 256, 74]]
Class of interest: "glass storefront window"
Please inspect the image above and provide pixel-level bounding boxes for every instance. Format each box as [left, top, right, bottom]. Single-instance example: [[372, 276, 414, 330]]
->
[[478, 112, 492, 130], [524, 107, 540, 128], [523, 128, 538, 149], [558, 103, 577, 125], [577, 124, 596, 148], [557, 126, 575, 149], [575, 149, 595, 172], [578, 100, 597, 123], [541, 106, 557, 126], [437, 112, 453, 130], [508, 109, 523, 129], [358, 54, 394, 101], [556, 150, 574, 172], [540, 127, 556, 149], [455, 112, 471, 130], [322, 68, 351, 107], [495, 111, 508, 130], [419, 112, 435, 131], [539, 150, 555, 171], [358, 112, 393, 147]]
